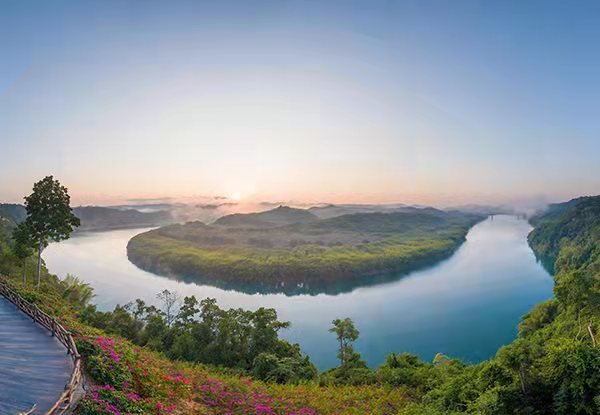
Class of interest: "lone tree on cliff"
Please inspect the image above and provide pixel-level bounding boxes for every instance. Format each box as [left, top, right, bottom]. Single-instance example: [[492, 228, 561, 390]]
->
[[23, 176, 80, 290]]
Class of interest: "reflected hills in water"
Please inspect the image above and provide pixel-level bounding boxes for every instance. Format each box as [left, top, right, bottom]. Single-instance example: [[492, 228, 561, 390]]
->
[[127, 206, 486, 295], [139, 246, 462, 296]]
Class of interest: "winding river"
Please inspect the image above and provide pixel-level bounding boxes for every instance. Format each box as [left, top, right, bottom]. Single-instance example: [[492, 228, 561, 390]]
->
[[43, 215, 553, 370]]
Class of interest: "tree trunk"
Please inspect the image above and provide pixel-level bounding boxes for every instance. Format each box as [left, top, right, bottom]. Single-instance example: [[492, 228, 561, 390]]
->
[[588, 324, 597, 347], [519, 364, 526, 394], [36, 239, 42, 290]]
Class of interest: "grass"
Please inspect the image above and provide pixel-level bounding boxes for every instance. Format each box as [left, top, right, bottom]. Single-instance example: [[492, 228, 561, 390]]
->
[[1, 275, 415, 415]]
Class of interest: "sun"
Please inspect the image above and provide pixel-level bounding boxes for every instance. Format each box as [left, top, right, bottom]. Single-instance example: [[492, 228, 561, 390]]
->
[[230, 192, 242, 201]]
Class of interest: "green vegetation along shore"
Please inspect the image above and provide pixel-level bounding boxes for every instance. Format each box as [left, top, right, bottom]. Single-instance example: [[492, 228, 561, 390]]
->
[[127, 206, 484, 293], [1, 186, 600, 414]]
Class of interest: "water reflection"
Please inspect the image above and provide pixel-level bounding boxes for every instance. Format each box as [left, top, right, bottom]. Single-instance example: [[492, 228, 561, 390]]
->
[[44, 215, 553, 370], [135, 249, 461, 296]]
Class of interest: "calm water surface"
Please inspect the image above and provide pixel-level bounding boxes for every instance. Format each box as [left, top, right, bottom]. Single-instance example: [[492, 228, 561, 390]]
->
[[44, 215, 553, 370]]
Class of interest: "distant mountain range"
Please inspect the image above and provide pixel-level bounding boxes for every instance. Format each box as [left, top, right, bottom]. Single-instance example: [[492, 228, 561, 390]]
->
[[0, 200, 510, 233], [214, 205, 318, 227], [72, 206, 172, 231], [0, 204, 172, 231], [307, 203, 415, 219]]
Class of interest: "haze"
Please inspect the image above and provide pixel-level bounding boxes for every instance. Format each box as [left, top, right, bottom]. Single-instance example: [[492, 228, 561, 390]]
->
[[1, 0, 599, 207]]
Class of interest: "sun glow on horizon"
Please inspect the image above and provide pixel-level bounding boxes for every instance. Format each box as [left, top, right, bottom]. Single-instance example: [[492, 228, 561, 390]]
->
[[0, 1, 599, 207]]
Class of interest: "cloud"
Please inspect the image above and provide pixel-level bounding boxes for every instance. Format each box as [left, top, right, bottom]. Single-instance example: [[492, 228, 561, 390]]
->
[[126, 197, 176, 204], [195, 202, 238, 210], [258, 201, 287, 208], [258, 200, 329, 208]]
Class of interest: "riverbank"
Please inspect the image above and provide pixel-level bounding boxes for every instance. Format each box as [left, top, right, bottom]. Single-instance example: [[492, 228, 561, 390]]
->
[[126, 209, 483, 292], [5, 207, 585, 414], [44, 215, 553, 370]]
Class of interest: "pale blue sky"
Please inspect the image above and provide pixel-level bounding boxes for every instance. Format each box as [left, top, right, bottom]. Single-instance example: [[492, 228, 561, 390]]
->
[[1, 0, 599, 206]]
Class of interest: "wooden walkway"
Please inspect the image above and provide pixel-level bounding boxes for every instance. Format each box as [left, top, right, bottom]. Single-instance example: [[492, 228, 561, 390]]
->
[[0, 290, 78, 414]]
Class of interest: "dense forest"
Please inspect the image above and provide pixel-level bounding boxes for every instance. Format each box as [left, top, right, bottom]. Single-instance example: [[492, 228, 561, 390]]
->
[[108, 196, 600, 413], [127, 206, 483, 293], [1, 195, 599, 414]]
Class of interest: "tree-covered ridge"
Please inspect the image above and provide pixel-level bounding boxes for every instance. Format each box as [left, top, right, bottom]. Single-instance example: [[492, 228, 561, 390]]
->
[[214, 205, 319, 227], [0, 203, 172, 231], [127, 208, 483, 293], [3, 187, 600, 414], [529, 196, 600, 260], [0, 224, 411, 415], [73, 206, 172, 231], [315, 195, 600, 413], [0, 203, 27, 225]]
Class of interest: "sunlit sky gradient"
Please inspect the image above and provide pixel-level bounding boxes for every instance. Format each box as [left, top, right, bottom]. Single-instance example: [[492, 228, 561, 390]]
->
[[1, 1, 599, 207]]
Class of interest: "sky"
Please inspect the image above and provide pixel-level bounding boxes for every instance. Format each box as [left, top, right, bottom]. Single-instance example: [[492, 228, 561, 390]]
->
[[1, 0, 599, 207]]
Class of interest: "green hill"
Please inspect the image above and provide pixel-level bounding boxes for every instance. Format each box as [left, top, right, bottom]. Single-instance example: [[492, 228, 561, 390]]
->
[[73, 206, 172, 231], [529, 196, 600, 259], [127, 207, 483, 293], [0, 204, 27, 225], [3, 197, 600, 414], [307, 203, 413, 219], [0, 203, 172, 231], [214, 205, 319, 227]]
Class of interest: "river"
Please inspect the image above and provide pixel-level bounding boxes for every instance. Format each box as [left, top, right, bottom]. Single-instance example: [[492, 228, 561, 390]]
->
[[43, 215, 553, 370]]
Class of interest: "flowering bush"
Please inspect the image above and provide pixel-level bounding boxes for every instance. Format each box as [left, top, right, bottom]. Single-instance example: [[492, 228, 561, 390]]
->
[[77, 385, 154, 415], [2, 277, 413, 415]]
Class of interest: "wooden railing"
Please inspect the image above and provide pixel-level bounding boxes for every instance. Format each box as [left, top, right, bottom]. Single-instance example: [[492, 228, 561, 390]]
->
[[0, 281, 82, 415]]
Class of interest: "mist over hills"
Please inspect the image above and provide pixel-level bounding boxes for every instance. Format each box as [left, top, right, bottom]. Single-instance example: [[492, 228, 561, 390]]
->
[[308, 203, 415, 219], [214, 205, 319, 227], [72, 206, 172, 231], [0, 204, 27, 225], [127, 205, 484, 294], [0, 198, 517, 235], [0, 204, 172, 231]]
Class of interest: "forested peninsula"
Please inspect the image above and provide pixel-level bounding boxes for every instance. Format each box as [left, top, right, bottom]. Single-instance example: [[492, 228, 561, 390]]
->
[[127, 206, 483, 293], [2, 186, 600, 413]]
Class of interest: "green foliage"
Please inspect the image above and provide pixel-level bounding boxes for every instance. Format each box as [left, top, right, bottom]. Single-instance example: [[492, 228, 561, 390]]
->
[[4, 192, 600, 413], [128, 209, 482, 293], [329, 318, 361, 368], [214, 205, 318, 227], [79, 292, 317, 384], [20, 176, 80, 289], [252, 352, 318, 383], [11, 222, 35, 261], [318, 197, 600, 414], [23, 176, 80, 248], [377, 353, 438, 390], [11, 222, 36, 284], [518, 299, 559, 337], [0, 203, 27, 225], [320, 366, 377, 386], [542, 338, 600, 414], [55, 274, 95, 308]]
